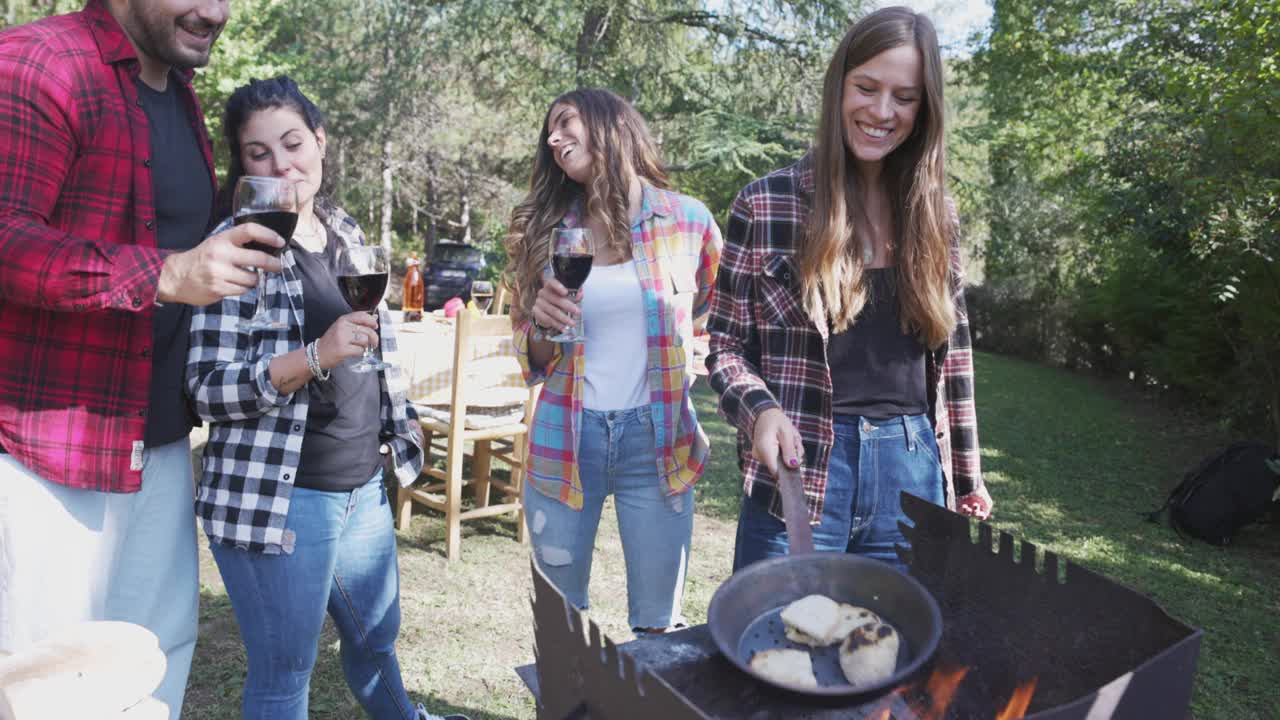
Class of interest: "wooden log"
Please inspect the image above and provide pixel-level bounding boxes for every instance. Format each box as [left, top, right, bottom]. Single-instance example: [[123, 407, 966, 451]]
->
[[0, 621, 166, 719]]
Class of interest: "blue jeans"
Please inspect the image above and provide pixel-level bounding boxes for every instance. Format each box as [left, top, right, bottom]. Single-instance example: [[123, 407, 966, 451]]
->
[[209, 471, 416, 720], [733, 413, 945, 573], [524, 407, 694, 630]]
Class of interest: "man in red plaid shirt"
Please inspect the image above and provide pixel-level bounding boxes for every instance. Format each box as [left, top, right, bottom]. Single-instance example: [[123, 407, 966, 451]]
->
[[0, 2, 287, 716]]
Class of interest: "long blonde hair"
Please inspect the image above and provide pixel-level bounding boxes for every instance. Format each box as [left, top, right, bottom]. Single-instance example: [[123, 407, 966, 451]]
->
[[505, 89, 670, 321], [802, 6, 955, 349]]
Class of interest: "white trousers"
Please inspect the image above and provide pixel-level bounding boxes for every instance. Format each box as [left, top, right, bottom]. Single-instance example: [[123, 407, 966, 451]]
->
[[0, 438, 198, 720]]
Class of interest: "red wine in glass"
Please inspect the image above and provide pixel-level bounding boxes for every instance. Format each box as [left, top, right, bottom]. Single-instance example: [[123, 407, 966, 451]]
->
[[546, 228, 594, 342], [235, 210, 297, 256], [336, 244, 392, 372], [552, 254, 593, 291], [470, 280, 495, 313], [233, 177, 298, 331], [339, 273, 389, 313]]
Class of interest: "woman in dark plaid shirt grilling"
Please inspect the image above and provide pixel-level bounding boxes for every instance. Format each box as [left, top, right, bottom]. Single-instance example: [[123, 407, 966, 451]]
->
[[186, 77, 465, 720], [707, 7, 994, 573]]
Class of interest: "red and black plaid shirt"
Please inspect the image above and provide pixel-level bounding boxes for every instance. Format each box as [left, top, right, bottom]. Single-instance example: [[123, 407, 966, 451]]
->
[[706, 155, 984, 523], [0, 1, 216, 492]]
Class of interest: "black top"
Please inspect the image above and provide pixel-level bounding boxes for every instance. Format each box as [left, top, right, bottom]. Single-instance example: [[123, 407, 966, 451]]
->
[[827, 268, 928, 419], [291, 230, 383, 491], [137, 74, 213, 447]]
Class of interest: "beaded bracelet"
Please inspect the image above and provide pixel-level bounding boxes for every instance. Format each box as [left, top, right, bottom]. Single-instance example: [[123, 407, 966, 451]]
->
[[305, 340, 331, 381]]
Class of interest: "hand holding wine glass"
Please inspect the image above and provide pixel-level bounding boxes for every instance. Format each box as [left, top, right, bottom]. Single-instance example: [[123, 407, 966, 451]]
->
[[233, 176, 298, 330], [156, 224, 283, 306], [313, 312, 380, 370], [337, 244, 392, 373]]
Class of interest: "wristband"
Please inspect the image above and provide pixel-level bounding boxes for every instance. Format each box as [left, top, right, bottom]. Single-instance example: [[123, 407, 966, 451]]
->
[[305, 341, 331, 381]]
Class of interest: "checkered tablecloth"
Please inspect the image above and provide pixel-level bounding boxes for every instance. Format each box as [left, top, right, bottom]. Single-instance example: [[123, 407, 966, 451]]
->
[[392, 312, 526, 406]]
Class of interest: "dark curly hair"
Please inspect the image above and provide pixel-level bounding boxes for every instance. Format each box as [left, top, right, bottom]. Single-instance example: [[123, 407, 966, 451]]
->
[[215, 75, 332, 218]]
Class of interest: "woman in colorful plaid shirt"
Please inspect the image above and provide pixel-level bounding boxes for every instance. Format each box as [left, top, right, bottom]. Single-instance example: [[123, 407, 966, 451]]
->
[[506, 89, 722, 634], [186, 77, 465, 720], [707, 7, 994, 573]]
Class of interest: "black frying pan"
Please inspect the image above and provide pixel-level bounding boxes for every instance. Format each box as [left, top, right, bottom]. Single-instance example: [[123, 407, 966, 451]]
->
[[706, 464, 943, 698]]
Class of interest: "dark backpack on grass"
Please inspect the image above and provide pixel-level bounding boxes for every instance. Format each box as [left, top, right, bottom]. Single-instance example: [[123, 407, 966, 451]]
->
[[1147, 441, 1280, 545]]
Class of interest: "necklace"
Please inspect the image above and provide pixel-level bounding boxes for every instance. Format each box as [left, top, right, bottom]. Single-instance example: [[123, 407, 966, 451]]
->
[[854, 193, 893, 266], [854, 204, 878, 265], [293, 212, 325, 249]]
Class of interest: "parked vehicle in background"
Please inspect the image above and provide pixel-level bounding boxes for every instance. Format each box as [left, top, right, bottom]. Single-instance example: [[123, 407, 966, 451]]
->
[[423, 241, 485, 310]]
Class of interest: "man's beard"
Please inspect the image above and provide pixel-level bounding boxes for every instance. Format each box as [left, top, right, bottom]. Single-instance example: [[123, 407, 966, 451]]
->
[[127, 8, 222, 71]]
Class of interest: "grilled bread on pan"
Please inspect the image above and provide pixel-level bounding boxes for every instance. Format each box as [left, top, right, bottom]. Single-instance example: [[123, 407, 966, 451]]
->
[[786, 603, 881, 646], [749, 648, 819, 688], [779, 594, 841, 645], [838, 621, 900, 690]]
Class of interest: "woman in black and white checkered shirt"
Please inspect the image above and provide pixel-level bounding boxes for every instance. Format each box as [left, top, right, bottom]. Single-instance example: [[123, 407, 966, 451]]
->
[[185, 76, 465, 720]]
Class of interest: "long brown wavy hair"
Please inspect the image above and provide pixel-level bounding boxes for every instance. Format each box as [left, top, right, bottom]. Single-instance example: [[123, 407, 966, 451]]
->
[[802, 6, 956, 348], [505, 88, 670, 321]]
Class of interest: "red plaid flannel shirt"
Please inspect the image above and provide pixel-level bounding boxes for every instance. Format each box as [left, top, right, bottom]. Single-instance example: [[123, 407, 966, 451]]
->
[[706, 155, 984, 522], [0, 1, 216, 492]]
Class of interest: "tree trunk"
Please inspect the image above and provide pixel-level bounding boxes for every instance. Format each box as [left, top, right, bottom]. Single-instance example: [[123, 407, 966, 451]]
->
[[459, 191, 471, 245], [575, 5, 612, 82], [380, 133, 394, 254], [1271, 392, 1279, 451], [424, 156, 438, 256], [333, 142, 346, 208]]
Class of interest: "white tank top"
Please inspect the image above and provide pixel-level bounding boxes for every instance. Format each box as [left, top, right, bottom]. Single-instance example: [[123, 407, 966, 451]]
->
[[581, 260, 650, 411]]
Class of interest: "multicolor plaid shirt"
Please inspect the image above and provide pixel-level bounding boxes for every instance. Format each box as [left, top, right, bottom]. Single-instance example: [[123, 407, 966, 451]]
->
[[0, 1, 216, 492], [706, 156, 984, 523], [187, 206, 423, 554], [514, 185, 723, 509]]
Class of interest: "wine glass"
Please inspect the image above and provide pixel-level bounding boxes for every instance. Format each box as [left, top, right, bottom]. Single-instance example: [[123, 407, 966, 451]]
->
[[336, 245, 392, 373], [233, 176, 298, 331], [546, 228, 594, 342], [471, 280, 495, 313]]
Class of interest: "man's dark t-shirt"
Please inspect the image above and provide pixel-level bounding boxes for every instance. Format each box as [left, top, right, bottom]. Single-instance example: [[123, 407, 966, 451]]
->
[[137, 73, 213, 447]]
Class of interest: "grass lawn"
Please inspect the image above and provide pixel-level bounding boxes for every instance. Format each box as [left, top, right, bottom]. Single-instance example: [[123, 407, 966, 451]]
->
[[184, 351, 1279, 719]]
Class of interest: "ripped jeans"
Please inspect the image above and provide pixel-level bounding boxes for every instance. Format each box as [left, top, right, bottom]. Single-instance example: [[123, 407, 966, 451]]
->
[[524, 407, 694, 631]]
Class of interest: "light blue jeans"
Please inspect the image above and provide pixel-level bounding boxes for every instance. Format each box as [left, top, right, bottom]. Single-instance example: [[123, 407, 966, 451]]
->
[[524, 407, 694, 631], [734, 413, 946, 573], [209, 471, 417, 720]]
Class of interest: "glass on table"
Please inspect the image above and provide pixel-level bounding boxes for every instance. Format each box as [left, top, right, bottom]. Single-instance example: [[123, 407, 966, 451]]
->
[[471, 280, 495, 313]]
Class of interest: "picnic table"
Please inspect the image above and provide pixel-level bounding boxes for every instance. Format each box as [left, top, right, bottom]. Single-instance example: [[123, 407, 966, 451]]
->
[[391, 311, 526, 408], [389, 311, 709, 411]]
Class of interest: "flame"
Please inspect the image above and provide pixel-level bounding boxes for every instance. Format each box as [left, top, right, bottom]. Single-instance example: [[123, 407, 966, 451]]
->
[[908, 665, 970, 720], [868, 709, 892, 720], [994, 677, 1039, 720]]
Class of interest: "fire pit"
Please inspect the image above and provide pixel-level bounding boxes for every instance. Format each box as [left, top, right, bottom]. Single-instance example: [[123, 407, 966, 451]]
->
[[519, 493, 1202, 719]]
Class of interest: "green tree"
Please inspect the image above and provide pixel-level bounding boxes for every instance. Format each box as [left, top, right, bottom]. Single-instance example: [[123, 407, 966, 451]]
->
[[966, 0, 1280, 449]]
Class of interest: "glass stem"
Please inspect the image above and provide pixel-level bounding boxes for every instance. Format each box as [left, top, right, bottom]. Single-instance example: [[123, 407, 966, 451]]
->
[[255, 269, 268, 318], [365, 310, 378, 361]]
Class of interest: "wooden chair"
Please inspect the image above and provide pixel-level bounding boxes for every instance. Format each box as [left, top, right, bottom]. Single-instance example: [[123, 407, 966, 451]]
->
[[492, 281, 512, 315], [395, 311, 537, 561]]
